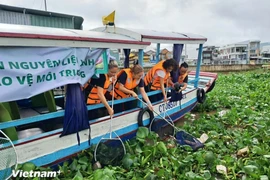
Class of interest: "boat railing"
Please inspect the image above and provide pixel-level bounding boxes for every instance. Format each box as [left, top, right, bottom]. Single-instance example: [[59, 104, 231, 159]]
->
[[0, 89, 164, 132], [0, 89, 165, 147]]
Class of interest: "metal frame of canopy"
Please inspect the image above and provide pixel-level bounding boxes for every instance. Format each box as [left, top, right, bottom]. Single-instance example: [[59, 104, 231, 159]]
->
[[0, 23, 213, 168], [91, 26, 207, 88], [0, 24, 150, 49], [0, 23, 150, 75]]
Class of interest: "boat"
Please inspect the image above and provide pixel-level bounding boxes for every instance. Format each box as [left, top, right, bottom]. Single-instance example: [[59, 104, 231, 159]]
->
[[0, 15, 217, 170]]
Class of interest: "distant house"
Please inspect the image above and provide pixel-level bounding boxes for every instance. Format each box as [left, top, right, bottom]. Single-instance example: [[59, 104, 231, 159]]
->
[[160, 48, 172, 60], [145, 50, 156, 61], [145, 50, 156, 56]]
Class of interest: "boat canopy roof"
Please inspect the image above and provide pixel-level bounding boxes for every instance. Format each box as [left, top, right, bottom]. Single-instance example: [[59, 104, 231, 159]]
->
[[91, 27, 207, 44], [0, 24, 150, 49]]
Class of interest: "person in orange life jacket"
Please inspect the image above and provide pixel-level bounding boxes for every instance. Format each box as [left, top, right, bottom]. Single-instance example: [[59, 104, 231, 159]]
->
[[85, 60, 119, 118], [144, 58, 178, 103], [112, 63, 153, 111], [171, 62, 189, 92]]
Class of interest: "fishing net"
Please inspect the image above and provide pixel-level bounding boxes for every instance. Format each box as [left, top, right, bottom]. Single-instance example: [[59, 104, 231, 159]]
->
[[0, 130, 18, 180], [175, 130, 204, 151], [94, 138, 125, 166], [93, 83, 126, 167]]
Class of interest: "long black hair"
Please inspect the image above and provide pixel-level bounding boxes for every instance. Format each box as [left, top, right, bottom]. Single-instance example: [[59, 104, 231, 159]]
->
[[180, 62, 189, 68], [162, 58, 178, 71]]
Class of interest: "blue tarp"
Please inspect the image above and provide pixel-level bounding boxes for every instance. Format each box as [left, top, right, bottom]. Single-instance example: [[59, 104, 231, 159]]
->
[[124, 49, 131, 68], [172, 44, 184, 82], [60, 83, 90, 146], [170, 90, 183, 102]]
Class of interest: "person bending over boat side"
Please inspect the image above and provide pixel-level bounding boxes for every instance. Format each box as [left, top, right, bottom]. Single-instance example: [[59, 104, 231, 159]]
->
[[171, 62, 189, 92], [84, 60, 119, 119], [144, 58, 178, 103], [112, 63, 153, 112]]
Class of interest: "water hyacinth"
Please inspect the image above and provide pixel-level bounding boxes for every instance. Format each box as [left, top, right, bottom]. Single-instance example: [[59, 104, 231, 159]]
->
[[16, 70, 270, 179]]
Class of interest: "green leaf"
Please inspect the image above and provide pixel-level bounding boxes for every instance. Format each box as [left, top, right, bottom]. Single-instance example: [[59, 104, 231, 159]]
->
[[260, 175, 269, 180], [243, 165, 258, 175], [103, 168, 115, 177], [203, 170, 212, 180], [78, 156, 89, 165], [122, 158, 133, 169], [142, 153, 152, 166], [157, 169, 165, 177], [185, 171, 204, 180], [146, 173, 156, 180], [69, 159, 78, 171], [157, 142, 167, 155], [72, 170, 83, 180], [252, 146, 263, 155], [136, 127, 149, 142], [93, 169, 104, 180], [135, 144, 143, 153], [182, 155, 193, 163], [81, 164, 87, 171]]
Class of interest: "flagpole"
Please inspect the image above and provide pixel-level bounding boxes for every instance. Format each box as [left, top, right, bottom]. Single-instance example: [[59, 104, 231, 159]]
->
[[44, 0, 47, 11]]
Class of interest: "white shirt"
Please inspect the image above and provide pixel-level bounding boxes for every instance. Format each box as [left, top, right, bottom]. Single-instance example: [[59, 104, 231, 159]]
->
[[153, 70, 166, 79]]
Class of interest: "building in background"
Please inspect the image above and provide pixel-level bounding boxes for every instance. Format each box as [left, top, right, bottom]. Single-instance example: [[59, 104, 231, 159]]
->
[[201, 46, 219, 65], [248, 40, 261, 64], [218, 42, 248, 65], [218, 40, 261, 65], [260, 42, 270, 63], [0, 4, 83, 29]]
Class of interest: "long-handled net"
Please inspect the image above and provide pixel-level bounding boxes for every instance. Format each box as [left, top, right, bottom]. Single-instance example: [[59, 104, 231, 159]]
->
[[137, 98, 204, 151], [150, 82, 175, 138], [0, 130, 18, 180], [141, 96, 175, 139], [93, 82, 126, 167]]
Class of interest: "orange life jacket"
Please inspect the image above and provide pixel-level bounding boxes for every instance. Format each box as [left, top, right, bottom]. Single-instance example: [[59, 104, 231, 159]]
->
[[87, 74, 112, 104], [112, 68, 141, 99], [178, 72, 188, 83], [144, 60, 170, 90]]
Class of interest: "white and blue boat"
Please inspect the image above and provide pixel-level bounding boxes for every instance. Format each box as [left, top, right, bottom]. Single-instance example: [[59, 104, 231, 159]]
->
[[0, 19, 217, 169]]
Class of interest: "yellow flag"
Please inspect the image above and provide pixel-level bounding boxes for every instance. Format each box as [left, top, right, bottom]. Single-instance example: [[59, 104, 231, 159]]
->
[[102, 11, 115, 25]]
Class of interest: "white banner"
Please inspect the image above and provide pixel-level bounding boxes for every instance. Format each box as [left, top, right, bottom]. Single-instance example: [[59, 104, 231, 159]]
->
[[0, 47, 106, 103]]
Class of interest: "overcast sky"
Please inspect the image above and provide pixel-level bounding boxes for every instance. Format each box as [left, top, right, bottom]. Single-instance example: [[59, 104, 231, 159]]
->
[[1, 0, 270, 58]]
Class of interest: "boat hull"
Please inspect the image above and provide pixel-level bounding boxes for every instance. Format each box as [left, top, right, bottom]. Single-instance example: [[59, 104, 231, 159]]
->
[[12, 72, 217, 167]]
